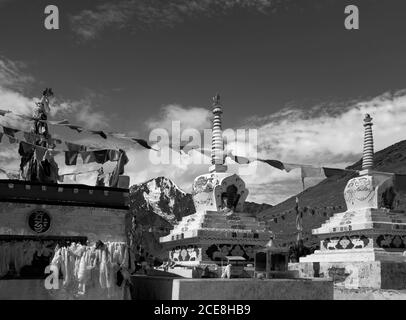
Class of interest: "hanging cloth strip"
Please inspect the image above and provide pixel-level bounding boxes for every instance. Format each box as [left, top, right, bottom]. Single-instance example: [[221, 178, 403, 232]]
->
[[109, 150, 129, 188], [1, 110, 156, 151]]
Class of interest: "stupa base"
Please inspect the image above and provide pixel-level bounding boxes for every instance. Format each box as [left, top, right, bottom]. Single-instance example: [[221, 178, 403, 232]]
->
[[290, 258, 406, 289]]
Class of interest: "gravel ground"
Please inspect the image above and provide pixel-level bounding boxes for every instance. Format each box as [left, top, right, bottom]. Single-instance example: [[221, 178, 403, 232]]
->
[[334, 287, 406, 300]]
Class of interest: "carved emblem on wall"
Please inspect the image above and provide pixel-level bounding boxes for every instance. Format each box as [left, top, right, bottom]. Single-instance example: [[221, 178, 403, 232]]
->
[[376, 234, 406, 249], [339, 211, 355, 225], [344, 177, 375, 206], [170, 245, 201, 262], [192, 175, 219, 194], [28, 209, 51, 234], [322, 235, 369, 250]]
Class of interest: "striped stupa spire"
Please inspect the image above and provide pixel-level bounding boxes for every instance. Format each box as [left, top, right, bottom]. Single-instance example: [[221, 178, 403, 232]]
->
[[361, 114, 374, 170], [210, 93, 227, 173]]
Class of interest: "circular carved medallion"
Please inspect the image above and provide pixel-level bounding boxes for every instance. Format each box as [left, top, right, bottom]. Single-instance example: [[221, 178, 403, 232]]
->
[[28, 210, 51, 234]]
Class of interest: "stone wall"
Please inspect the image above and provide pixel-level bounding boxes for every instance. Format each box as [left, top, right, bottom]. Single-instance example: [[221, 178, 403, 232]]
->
[[0, 202, 128, 243], [0, 280, 128, 300], [130, 276, 333, 300], [289, 261, 406, 289]]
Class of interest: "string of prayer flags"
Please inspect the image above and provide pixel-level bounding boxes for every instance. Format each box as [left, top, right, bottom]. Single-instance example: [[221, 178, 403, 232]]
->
[[0, 124, 123, 162], [49, 119, 70, 125], [226, 152, 301, 172], [169, 143, 205, 155], [180, 143, 200, 154], [47, 119, 84, 133], [90, 130, 107, 139], [300, 166, 356, 189], [227, 152, 251, 165], [257, 158, 289, 171], [1, 110, 155, 151], [132, 138, 158, 151], [67, 125, 84, 133]]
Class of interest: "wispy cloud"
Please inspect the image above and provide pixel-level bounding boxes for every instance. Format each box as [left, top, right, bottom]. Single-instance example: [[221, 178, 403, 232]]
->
[[53, 98, 110, 130], [253, 90, 406, 165], [0, 55, 109, 130], [235, 89, 406, 204], [0, 56, 34, 91], [69, 0, 293, 41], [147, 104, 211, 133]]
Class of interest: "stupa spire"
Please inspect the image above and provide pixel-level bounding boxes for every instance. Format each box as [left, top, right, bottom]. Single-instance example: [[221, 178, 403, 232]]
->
[[361, 113, 374, 171], [209, 93, 227, 173]]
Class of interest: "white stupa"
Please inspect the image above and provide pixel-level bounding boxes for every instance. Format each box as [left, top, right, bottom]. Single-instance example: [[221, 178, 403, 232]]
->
[[159, 94, 271, 269], [296, 114, 406, 289]]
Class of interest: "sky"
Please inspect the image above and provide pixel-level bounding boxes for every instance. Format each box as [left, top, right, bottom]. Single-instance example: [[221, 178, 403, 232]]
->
[[1, 0, 406, 204]]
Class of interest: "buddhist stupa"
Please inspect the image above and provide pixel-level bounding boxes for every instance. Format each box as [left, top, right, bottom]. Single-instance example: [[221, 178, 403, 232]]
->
[[159, 94, 271, 270], [297, 114, 406, 289]]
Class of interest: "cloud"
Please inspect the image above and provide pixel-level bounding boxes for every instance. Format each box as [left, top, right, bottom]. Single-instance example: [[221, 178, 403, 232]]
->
[[0, 56, 34, 91], [254, 90, 406, 165], [70, 1, 136, 41], [0, 55, 109, 130], [236, 89, 406, 204], [147, 104, 211, 132], [54, 99, 109, 130], [69, 0, 293, 41]]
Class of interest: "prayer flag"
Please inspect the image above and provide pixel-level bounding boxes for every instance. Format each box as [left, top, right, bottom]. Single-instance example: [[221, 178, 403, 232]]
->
[[227, 152, 251, 164], [295, 197, 303, 242], [90, 130, 107, 139], [132, 138, 157, 150], [109, 150, 129, 188], [257, 159, 286, 171]]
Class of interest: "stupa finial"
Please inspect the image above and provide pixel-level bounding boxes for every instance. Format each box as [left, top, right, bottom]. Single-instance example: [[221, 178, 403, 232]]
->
[[212, 93, 221, 106], [210, 93, 227, 173], [361, 113, 374, 171]]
